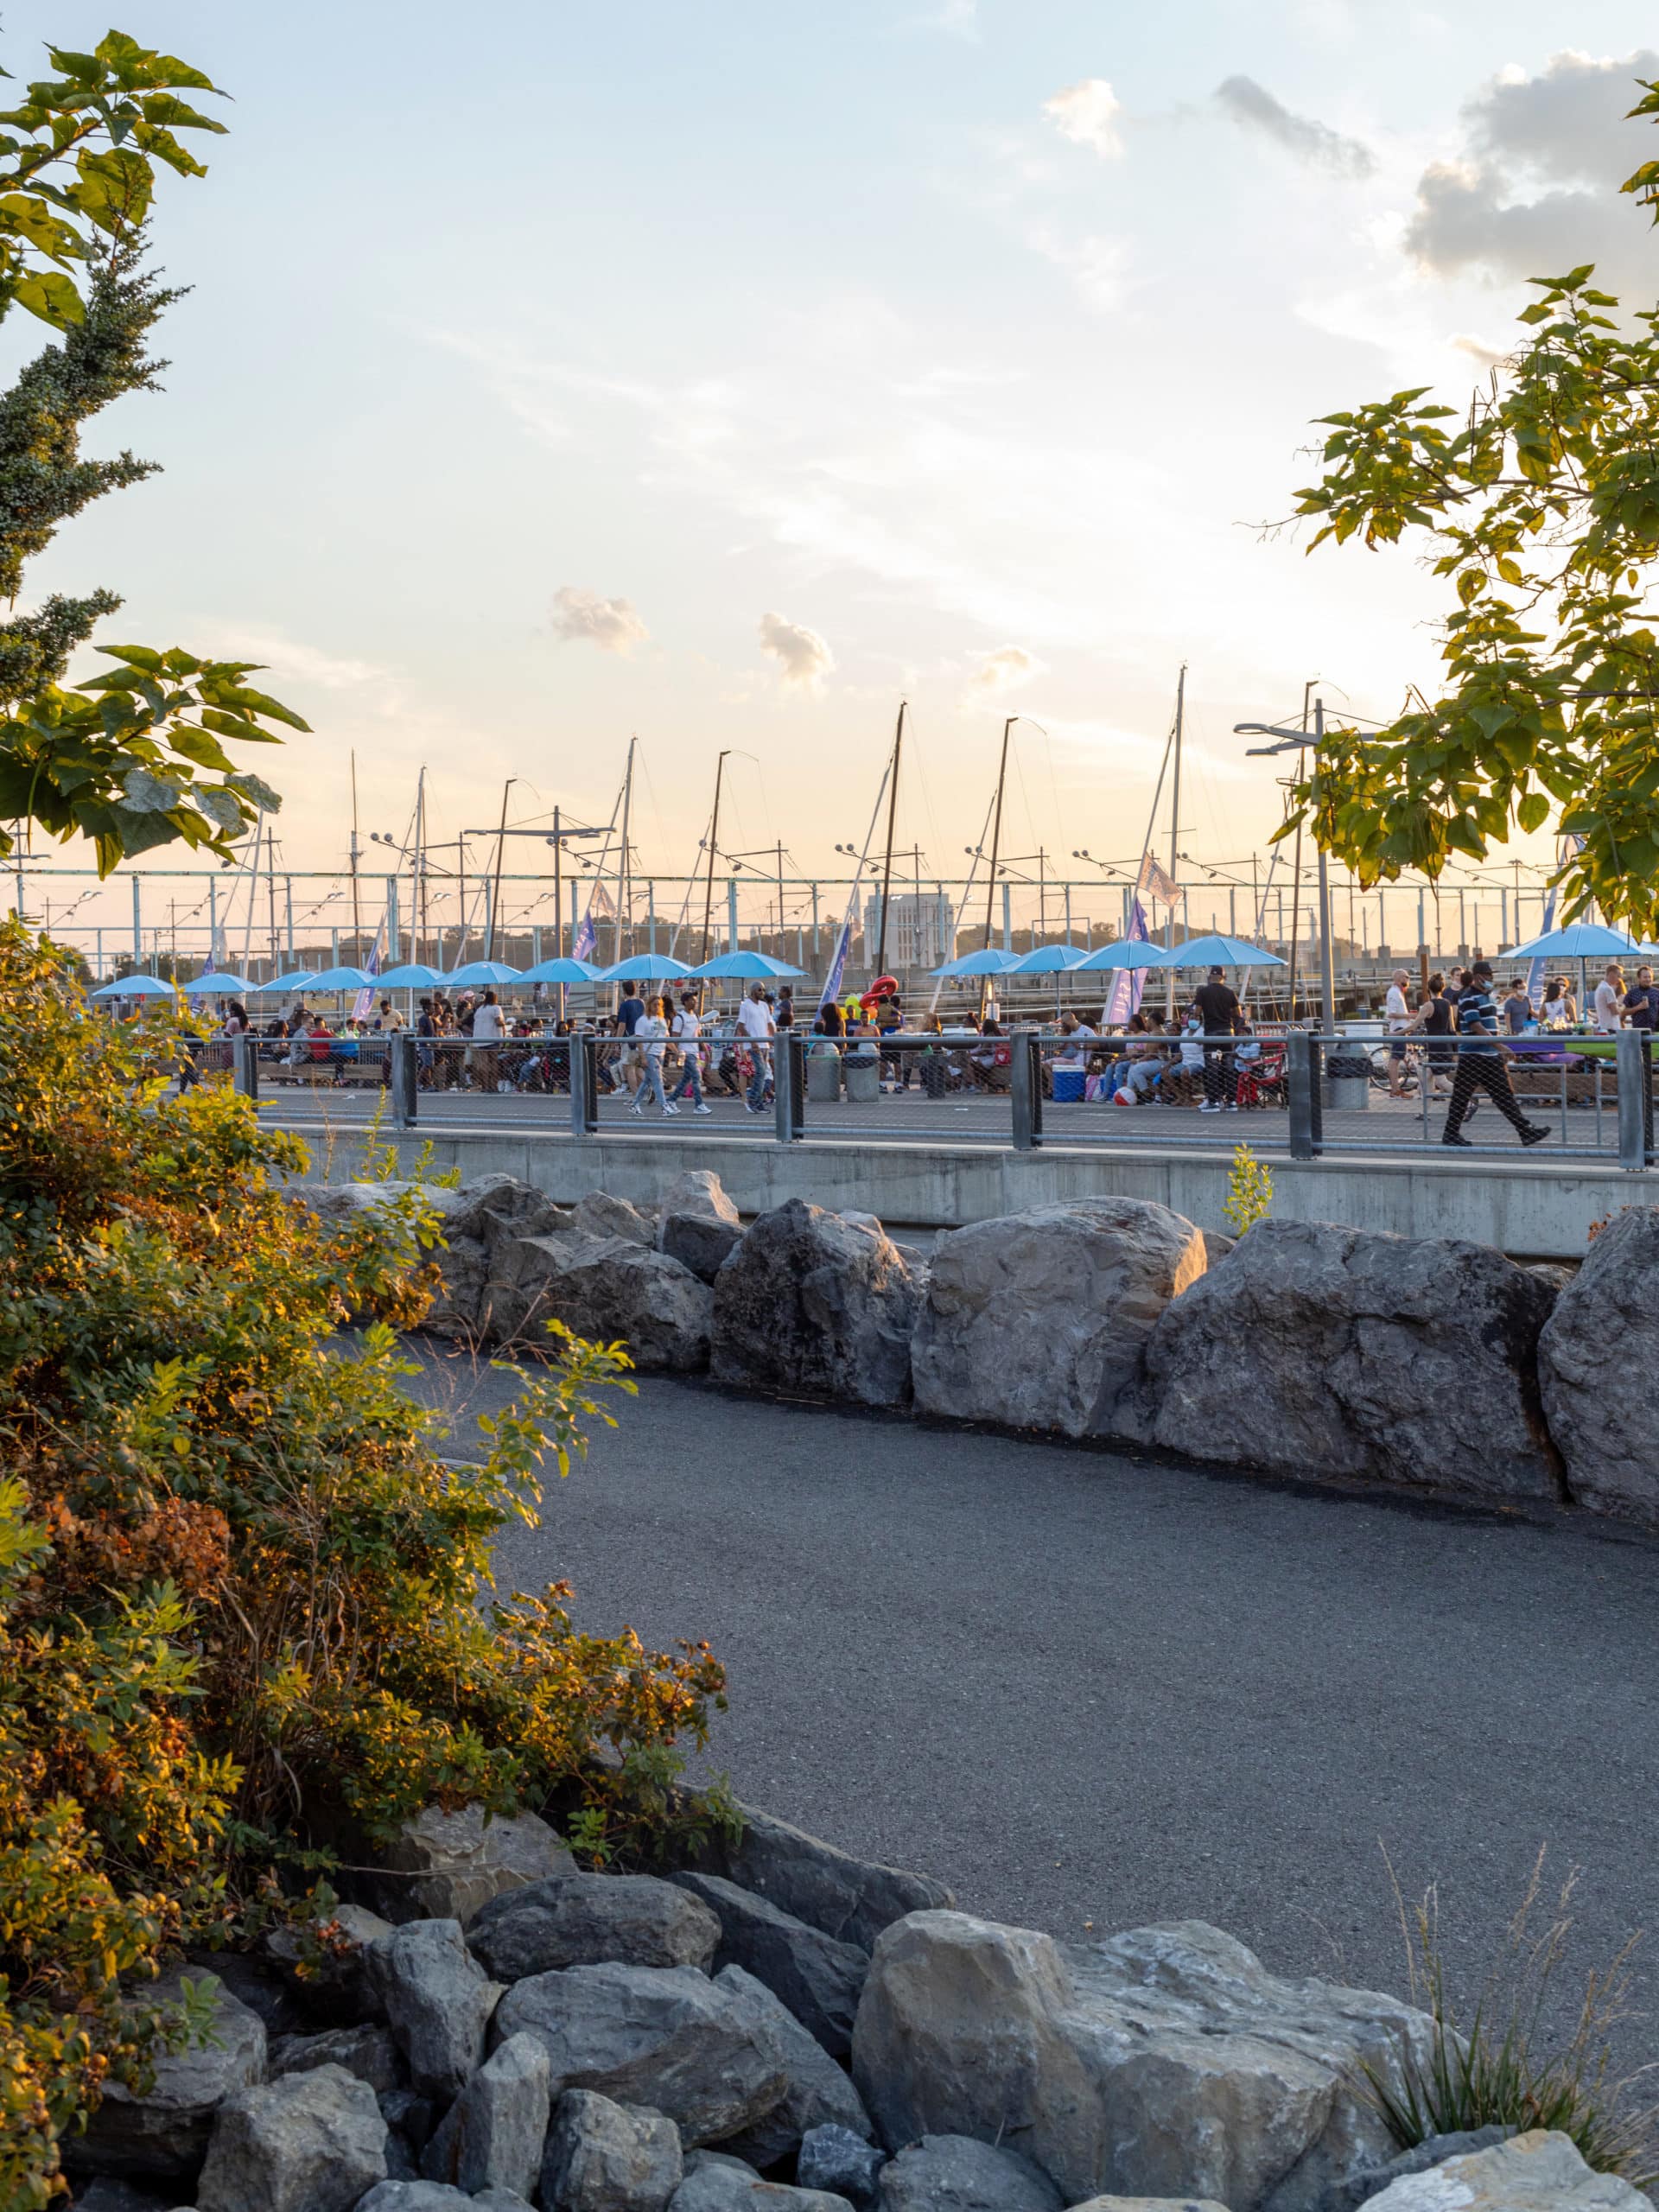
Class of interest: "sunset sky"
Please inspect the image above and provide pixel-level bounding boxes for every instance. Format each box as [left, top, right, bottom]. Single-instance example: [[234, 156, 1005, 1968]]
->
[[7, 0, 1659, 944]]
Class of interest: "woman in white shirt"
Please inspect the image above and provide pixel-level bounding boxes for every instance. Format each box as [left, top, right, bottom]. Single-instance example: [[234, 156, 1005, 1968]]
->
[[632, 995, 675, 1116], [670, 994, 712, 1113]]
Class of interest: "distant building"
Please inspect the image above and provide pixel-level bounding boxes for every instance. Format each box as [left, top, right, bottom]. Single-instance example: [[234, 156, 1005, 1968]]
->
[[863, 890, 956, 971]]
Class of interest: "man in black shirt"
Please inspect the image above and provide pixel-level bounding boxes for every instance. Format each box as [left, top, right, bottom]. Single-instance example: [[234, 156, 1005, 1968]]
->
[[1192, 966, 1241, 1110], [1442, 961, 1548, 1147], [1624, 965, 1659, 1031]]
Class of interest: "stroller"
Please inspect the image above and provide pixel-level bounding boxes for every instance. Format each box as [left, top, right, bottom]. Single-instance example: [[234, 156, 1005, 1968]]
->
[[1233, 1040, 1287, 1109]]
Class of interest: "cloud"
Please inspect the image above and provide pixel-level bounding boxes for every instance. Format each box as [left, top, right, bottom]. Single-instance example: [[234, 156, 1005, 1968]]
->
[[549, 585, 648, 653], [1042, 79, 1124, 161], [190, 630, 389, 690], [1405, 48, 1659, 293], [967, 644, 1045, 695], [1215, 75, 1376, 179], [1025, 226, 1130, 311], [906, 0, 978, 35], [758, 611, 835, 690]]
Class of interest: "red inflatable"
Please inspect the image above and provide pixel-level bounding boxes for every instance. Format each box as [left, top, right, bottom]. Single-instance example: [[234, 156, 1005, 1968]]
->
[[860, 974, 899, 1009]]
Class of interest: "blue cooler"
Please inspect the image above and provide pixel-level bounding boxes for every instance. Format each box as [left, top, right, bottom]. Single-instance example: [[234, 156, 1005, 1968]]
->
[[1052, 1066, 1086, 1103]]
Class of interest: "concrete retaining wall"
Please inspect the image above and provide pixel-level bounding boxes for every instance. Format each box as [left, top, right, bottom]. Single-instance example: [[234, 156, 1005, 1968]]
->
[[283, 1121, 1655, 1258]]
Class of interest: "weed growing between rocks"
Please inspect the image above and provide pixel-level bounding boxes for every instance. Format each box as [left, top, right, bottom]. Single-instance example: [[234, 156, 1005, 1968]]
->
[[1224, 1142, 1274, 1237], [1364, 1847, 1657, 2188], [0, 926, 727, 2205]]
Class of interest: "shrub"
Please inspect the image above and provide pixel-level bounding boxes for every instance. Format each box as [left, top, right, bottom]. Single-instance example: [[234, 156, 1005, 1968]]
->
[[1223, 1141, 1273, 1236], [0, 925, 725, 2203]]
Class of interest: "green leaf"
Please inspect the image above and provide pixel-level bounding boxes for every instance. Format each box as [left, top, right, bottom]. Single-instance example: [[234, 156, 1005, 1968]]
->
[[10, 266, 82, 327]]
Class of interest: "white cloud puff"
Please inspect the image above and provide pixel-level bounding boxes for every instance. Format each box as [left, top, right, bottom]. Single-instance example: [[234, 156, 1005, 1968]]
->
[[550, 584, 649, 653], [1042, 79, 1124, 161], [967, 644, 1045, 694], [758, 611, 835, 690]]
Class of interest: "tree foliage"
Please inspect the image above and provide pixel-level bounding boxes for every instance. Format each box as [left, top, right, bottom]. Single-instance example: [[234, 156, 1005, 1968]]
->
[[0, 27, 305, 876], [0, 927, 727, 2206], [1284, 88, 1659, 934]]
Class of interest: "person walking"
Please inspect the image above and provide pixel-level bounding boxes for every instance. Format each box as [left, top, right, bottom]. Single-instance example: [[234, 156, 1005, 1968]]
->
[[1420, 972, 1455, 1097], [670, 992, 712, 1112], [1441, 961, 1548, 1147], [1192, 963, 1241, 1111], [1383, 967, 1416, 1096], [736, 983, 775, 1112], [471, 986, 505, 1091], [631, 995, 675, 1116]]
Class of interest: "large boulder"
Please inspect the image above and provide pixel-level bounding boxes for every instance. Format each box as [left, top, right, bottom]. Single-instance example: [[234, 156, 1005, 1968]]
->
[[798, 2125, 885, 2208], [668, 2154, 853, 2212], [712, 1200, 922, 1406], [491, 1961, 787, 2146], [541, 2087, 684, 2212], [573, 1190, 658, 1247], [366, 1919, 501, 2103], [264, 1902, 393, 2025], [307, 1175, 560, 1340], [715, 1964, 873, 2170], [1358, 2129, 1650, 2212], [372, 1803, 575, 1925], [469, 1873, 721, 1982], [911, 1199, 1207, 1437], [269, 2024, 402, 2094], [1538, 1207, 1659, 1528], [196, 2062, 388, 2212], [1132, 1219, 1560, 1502], [657, 1172, 745, 1285], [876, 2134, 1059, 2212], [421, 2031, 551, 2199], [68, 1969, 267, 2182], [488, 1232, 712, 1370], [694, 1805, 953, 1955], [671, 1872, 868, 2057], [850, 1911, 1437, 2212]]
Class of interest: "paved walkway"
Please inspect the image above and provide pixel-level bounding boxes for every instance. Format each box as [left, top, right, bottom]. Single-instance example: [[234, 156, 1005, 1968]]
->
[[411, 1348, 1658, 2049]]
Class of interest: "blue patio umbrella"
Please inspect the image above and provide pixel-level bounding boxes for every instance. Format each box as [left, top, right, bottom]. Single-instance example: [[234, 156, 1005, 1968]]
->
[[91, 973, 176, 999], [518, 956, 602, 984], [442, 959, 524, 988], [931, 948, 1020, 977], [187, 969, 252, 994], [1504, 922, 1637, 961], [250, 970, 310, 994], [375, 961, 446, 989], [1155, 933, 1287, 969], [296, 964, 372, 992], [1007, 944, 1090, 974], [1068, 939, 1170, 974], [690, 950, 806, 979], [600, 954, 696, 981]]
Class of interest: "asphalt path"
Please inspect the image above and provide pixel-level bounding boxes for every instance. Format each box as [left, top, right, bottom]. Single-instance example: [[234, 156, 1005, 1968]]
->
[[408, 1343, 1659, 2055]]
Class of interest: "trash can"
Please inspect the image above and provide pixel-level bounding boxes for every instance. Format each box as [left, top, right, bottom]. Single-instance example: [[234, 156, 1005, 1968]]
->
[[843, 1050, 880, 1103], [806, 1048, 842, 1103], [1052, 1066, 1086, 1103], [1323, 1052, 1371, 1112]]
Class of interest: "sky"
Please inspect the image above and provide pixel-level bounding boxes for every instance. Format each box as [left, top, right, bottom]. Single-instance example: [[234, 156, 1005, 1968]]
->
[[9, 0, 1659, 931]]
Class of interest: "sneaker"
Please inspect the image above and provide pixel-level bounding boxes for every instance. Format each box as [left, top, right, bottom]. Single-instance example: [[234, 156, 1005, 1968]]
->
[[1441, 1132, 1472, 1147], [1225, 1102, 1240, 1111], [662, 1103, 679, 1116], [1198, 1101, 1221, 1114], [694, 1103, 713, 1116], [1519, 1122, 1550, 1147], [628, 1103, 644, 1117]]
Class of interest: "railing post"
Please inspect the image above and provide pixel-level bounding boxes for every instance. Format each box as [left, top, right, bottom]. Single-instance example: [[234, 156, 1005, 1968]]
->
[[1011, 1032, 1043, 1151], [1287, 1029, 1319, 1160], [1616, 1028, 1647, 1171], [569, 1031, 598, 1136], [388, 1033, 416, 1127], [774, 1034, 806, 1143], [232, 1033, 260, 1103]]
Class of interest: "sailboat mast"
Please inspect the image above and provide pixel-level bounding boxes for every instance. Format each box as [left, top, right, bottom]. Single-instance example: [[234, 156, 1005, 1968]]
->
[[486, 776, 513, 962], [701, 751, 728, 968], [1165, 661, 1185, 1016], [873, 700, 906, 978], [350, 751, 362, 968], [616, 737, 636, 969]]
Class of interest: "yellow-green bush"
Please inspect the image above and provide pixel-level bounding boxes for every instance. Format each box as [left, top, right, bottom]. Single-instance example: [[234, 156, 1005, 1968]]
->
[[0, 925, 725, 2205]]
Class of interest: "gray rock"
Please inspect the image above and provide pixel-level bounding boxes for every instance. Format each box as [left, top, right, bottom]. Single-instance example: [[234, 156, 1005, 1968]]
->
[[488, 1232, 713, 1370], [715, 1965, 872, 2170], [374, 1804, 575, 1926], [695, 1805, 953, 1955], [658, 1173, 745, 1285], [1067, 2200, 1230, 2212], [1356, 2129, 1650, 2212], [1135, 1218, 1560, 1502], [469, 1874, 721, 1982], [196, 2063, 388, 2212], [421, 2032, 550, 2200], [573, 1191, 658, 1247], [1538, 1207, 1659, 1528], [798, 2124, 885, 2207], [61, 2183, 175, 2212], [1201, 1228, 1236, 1266], [1324, 2126, 1515, 2212], [876, 2134, 1059, 2212], [492, 1961, 786, 2147], [270, 2023, 401, 2094], [69, 1970, 267, 2181], [264, 1902, 394, 2025], [667, 2158, 852, 2212], [710, 1200, 921, 1407], [850, 1910, 1438, 2212], [670, 1872, 868, 2057], [385, 2125, 423, 2180], [911, 1198, 1207, 1438], [307, 1179, 489, 1338], [540, 2087, 684, 2212], [356, 2186, 476, 2211], [185, 1948, 308, 2037], [380, 2087, 435, 2151], [473, 2192, 539, 2212], [367, 1919, 501, 2103]]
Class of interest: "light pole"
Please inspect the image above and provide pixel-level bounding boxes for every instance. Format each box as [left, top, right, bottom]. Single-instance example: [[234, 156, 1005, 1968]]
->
[[1234, 696, 1337, 1029]]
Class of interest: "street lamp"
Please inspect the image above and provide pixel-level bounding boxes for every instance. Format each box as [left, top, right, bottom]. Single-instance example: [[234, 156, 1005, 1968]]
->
[[1235, 696, 1336, 1030]]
